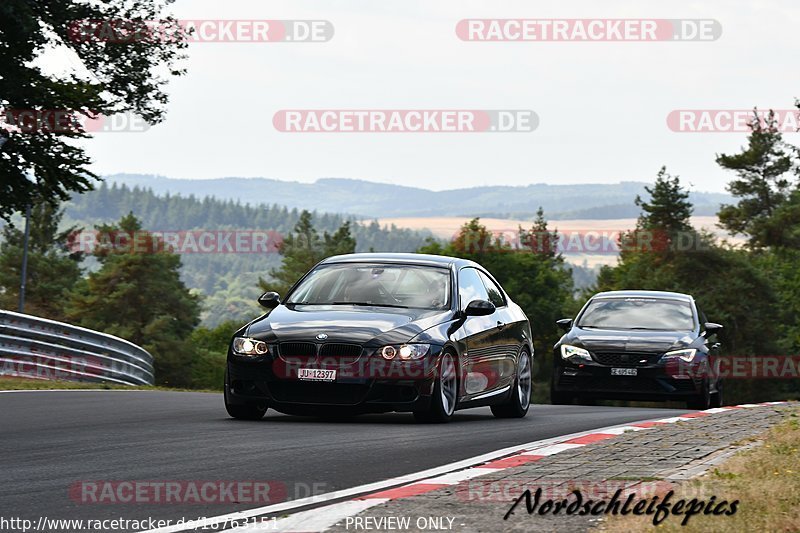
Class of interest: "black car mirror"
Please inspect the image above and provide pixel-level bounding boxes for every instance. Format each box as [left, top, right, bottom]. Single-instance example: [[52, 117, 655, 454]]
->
[[258, 291, 281, 309], [556, 318, 573, 331], [464, 299, 495, 317], [703, 322, 723, 337]]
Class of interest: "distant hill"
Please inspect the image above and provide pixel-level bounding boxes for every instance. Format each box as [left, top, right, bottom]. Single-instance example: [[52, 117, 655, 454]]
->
[[60, 183, 435, 326], [105, 174, 731, 220]]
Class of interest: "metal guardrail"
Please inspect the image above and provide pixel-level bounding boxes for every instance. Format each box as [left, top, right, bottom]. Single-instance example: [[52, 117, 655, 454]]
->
[[0, 310, 154, 386]]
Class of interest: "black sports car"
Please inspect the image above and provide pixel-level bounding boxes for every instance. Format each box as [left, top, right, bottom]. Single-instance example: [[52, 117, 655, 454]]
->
[[551, 290, 724, 409], [225, 253, 533, 422]]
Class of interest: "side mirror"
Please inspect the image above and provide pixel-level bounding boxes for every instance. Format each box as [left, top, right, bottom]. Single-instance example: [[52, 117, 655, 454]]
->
[[703, 322, 723, 337], [556, 318, 573, 332], [464, 299, 495, 317], [258, 291, 281, 309]]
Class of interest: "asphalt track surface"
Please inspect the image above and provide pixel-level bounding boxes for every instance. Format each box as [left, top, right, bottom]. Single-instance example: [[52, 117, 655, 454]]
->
[[0, 391, 689, 531]]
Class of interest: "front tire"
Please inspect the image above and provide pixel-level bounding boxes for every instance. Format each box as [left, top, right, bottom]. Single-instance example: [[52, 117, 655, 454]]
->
[[710, 380, 723, 408], [491, 351, 532, 418], [224, 369, 267, 420], [414, 351, 458, 423], [687, 380, 711, 410]]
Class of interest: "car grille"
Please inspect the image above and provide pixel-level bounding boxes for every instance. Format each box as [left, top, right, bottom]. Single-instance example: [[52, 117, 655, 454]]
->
[[319, 343, 362, 360], [279, 342, 316, 359], [592, 352, 661, 367], [268, 381, 369, 405]]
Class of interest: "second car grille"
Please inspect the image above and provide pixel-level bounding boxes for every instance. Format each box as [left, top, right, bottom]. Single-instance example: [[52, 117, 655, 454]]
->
[[593, 352, 661, 367], [318, 343, 362, 365]]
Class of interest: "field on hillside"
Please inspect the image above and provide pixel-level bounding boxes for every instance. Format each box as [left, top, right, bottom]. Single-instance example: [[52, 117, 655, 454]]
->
[[375, 216, 732, 267]]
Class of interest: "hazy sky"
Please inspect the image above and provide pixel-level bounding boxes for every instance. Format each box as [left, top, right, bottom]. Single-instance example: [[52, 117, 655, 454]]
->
[[76, 0, 799, 193]]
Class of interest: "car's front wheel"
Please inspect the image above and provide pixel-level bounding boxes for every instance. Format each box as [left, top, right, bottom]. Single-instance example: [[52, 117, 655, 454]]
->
[[491, 351, 532, 418], [224, 369, 268, 420], [687, 380, 711, 410], [414, 351, 458, 423]]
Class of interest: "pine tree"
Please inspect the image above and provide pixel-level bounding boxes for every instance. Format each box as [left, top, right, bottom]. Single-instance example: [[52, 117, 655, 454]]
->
[[257, 210, 356, 296], [716, 110, 797, 249], [65, 213, 201, 387], [635, 167, 693, 234]]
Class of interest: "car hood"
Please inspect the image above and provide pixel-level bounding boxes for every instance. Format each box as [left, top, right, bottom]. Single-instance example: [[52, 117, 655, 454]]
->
[[246, 304, 453, 346], [569, 328, 695, 353]]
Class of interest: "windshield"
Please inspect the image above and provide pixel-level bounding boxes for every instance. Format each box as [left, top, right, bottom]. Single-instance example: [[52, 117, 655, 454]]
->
[[286, 263, 451, 310], [577, 297, 696, 331]]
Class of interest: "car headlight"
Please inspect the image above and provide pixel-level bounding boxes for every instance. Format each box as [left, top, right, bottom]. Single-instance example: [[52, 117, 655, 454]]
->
[[560, 344, 592, 362], [662, 348, 697, 363], [232, 337, 270, 356], [379, 344, 430, 360]]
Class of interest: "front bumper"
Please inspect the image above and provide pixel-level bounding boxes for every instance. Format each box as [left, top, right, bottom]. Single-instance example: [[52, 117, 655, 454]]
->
[[553, 360, 706, 400], [226, 355, 440, 413]]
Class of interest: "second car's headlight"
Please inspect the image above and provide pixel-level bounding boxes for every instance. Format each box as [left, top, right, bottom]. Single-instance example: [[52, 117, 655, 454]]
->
[[379, 344, 430, 360], [561, 344, 592, 363], [662, 348, 697, 363], [232, 337, 270, 356]]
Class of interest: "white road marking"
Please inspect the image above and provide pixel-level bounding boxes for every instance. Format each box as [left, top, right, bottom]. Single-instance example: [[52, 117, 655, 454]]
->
[[229, 499, 388, 533]]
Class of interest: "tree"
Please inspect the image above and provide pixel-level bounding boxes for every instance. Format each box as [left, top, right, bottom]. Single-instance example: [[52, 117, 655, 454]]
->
[[65, 213, 200, 387], [635, 167, 693, 234], [716, 110, 798, 249], [0, 198, 83, 320], [258, 210, 357, 295], [0, 0, 188, 220]]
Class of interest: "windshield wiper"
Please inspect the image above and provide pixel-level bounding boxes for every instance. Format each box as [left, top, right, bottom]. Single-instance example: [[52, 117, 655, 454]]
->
[[329, 301, 410, 309]]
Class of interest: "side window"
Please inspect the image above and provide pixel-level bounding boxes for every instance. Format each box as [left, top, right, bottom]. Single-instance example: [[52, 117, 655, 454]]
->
[[458, 268, 490, 310], [478, 271, 506, 308]]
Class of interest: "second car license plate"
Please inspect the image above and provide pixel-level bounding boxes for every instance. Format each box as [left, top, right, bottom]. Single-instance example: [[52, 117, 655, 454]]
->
[[611, 368, 638, 376], [298, 368, 337, 382]]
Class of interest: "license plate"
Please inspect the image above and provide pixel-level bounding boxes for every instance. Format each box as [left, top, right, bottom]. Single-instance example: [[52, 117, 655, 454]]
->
[[611, 368, 638, 376], [298, 368, 337, 382]]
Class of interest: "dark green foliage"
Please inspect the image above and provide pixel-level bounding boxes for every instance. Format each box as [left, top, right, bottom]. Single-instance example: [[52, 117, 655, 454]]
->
[[0, 0, 187, 220], [0, 198, 83, 320], [65, 213, 201, 387], [188, 320, 241, 390], [635, 167, 693, 234]]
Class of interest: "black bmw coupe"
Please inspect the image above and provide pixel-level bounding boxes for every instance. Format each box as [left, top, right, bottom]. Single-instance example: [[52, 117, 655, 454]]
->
[[551, 290, 724, 409], [225, 253, 533, 422]]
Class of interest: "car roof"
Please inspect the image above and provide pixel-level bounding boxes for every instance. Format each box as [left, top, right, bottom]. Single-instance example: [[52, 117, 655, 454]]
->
[[590, 290, 694, 302], [321, 252, 480, 269]]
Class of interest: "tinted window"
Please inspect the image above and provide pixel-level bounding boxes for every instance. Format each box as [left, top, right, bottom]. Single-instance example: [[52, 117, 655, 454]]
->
[[577, 297, 695, 331], [478, 271, 506, 308], [286, 264, 450, 310], [458, 268, 490, 310]]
